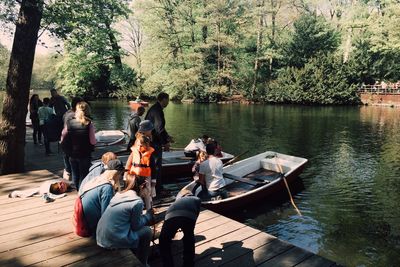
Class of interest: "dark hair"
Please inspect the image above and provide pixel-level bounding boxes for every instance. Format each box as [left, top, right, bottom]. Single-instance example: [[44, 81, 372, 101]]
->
[[43, 97, 50, 105], [202, 134, 209, 140], [206, 143, 216, 155], [157, 92, 169, 102], [71, 96, 84, 110], [137, 106, 145, 113], [50, 89, 57, 93]]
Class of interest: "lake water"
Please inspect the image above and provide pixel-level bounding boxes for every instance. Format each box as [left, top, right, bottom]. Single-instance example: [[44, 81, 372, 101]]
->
[[2, 92, 400, 266]]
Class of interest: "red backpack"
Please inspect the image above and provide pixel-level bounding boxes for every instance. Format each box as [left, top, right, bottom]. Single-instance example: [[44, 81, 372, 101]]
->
[[72, 196, 91, 237]]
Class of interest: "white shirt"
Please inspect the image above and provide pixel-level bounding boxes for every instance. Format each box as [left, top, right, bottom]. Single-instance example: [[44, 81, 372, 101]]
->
[[199, 156, 225, 191]]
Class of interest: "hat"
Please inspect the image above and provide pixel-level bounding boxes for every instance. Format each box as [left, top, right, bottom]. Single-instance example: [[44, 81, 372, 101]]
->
[[138, 120, 154, 132], [107, 159, 125, 172]]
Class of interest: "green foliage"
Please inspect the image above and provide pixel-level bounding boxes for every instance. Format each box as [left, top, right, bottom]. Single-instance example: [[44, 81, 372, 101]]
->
[[267, 54, 359, 105], [283, 14, 340, 68]]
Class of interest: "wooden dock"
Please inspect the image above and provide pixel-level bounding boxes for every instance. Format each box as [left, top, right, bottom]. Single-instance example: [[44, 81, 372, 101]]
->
[[0, 130, 340, 267]]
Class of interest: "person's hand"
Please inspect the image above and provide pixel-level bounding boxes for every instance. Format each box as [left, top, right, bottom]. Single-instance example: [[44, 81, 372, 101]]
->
[[163, 143, 171, 152], [145, 209, 155, 225]]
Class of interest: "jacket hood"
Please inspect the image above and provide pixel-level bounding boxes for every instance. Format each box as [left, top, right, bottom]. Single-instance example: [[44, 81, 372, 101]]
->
[[109, 190, 140, 207]]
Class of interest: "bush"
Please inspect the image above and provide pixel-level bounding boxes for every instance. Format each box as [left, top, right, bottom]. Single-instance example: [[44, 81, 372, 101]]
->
[[266, 54, 360, 105]]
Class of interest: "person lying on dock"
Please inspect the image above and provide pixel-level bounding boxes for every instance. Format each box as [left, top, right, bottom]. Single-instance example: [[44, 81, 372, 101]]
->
[[96, 174, 154, 266], [78, 152, 117, 195], [80, 159, 126, 237], [8, 178, 74, 202], [159, 189, 201, 267], [196, 143, 227, 200]]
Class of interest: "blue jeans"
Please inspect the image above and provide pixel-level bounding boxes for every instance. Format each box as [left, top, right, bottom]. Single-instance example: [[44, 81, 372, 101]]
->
[[63, 154, 71, 174], [69, 157, 91, 190]]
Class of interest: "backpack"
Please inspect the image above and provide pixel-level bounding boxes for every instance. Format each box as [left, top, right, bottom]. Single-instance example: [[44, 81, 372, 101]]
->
[[72, 196, 91, 237]]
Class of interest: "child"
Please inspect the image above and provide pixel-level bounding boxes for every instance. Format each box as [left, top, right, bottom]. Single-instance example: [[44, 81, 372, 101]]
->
[[38, 97, 55, 155], [125, 132, 156, 210], [191, 150, 208, 195]]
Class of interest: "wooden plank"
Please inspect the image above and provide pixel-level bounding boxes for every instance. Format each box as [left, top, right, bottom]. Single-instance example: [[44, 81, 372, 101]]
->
[[195, 231, 277, 267], [221, 239, 293, 266], [0, 200, 74, 222], [64, 248, 134, 267], [0, 219, 74, 252], [294, 254, 337, 267], [257, 246, 314, 267], [0, 206, 73, 235], [223, 173, 263, 186]]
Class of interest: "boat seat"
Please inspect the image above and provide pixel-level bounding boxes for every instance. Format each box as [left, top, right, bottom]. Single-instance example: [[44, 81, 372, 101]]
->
[[223, 173, 266, 186]]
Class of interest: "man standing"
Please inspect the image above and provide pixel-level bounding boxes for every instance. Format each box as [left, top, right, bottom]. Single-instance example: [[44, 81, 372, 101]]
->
[[50, 88, 71, 118], [145, 92, 173, 196], [126, 106, 145, 151]]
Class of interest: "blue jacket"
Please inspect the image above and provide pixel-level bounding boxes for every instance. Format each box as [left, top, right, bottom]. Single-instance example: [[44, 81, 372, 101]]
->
[[81, 183, 114, 236], [96, 190, 151, 249], [79, 162, 105, 195], [165, 196, 201, 222]]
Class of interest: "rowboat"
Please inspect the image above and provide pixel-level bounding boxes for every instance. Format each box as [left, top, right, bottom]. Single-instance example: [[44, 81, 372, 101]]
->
[[95, 130, 127, 147], [178, 151, 307, 213], [118, 150, 234, 183]]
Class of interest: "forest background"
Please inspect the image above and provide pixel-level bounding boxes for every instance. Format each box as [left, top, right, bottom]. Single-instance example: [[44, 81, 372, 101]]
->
[[1, 0, 400, 105]]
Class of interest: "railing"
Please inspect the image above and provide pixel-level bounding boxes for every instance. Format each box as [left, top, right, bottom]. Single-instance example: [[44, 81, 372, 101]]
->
[[358, 84, 400, 94]]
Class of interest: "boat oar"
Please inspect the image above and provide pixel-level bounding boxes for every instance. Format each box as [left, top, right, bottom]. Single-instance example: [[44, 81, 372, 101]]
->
[[274, 155, 302, 216], [223, 150, 249, 167]]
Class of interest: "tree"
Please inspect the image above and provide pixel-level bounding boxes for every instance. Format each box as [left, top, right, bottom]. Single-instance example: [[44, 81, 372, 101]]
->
[[283, 14, 340, 68], [0, 0, 43, 174], [0, 43, 9, 89]]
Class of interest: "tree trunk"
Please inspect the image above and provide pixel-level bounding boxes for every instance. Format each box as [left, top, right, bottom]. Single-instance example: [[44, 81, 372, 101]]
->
[[251, 0, 265, 99], [105, 22, 123, 69], [0, 0, 43, 175]]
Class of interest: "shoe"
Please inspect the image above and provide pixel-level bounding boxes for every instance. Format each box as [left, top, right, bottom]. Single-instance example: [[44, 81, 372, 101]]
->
[[39, 142, 43, 146]]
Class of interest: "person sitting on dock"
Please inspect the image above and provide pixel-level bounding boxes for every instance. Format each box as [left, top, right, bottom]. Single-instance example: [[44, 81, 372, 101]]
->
[[159, 189, 201, 267], [127, 105, 146, 151], [78, 152, 118, 195], [198, 143, 226, 199], [96, 174, 154, 266], [80, 159, 125, 236], [125, 132, 156, 210]]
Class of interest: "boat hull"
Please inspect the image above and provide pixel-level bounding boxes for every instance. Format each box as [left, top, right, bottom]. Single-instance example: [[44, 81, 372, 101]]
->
[[202, 164, 305, 213]]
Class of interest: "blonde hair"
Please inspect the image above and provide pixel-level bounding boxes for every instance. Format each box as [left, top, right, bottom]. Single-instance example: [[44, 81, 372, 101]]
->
[[101, 152, 117, 165], [101, 170, 121, 191], [122, 174, 146, 193], [75, 101, 91, 125], [198, 151, 208, 162]]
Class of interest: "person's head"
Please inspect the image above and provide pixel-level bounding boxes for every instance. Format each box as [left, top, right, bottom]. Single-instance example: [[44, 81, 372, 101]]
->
[[43, 97, 50, 106], [157, 92, 169, 108], [138, 120, 154, 137], [49, 181, 68, 194], [123, 174, 146, 194], [201, 135, 209, 144], [75, 101, 91, 125], [71, 96, 84, 111], [50, 88, 58, 97], [136, 106, 145, 116], [101, 152, 117, 165], [206, 143, 216, 156], [104, 159, 126, 189], [30, 94, 39, 104], [197, 150, 208, 162], [135, 132, 151, 149]]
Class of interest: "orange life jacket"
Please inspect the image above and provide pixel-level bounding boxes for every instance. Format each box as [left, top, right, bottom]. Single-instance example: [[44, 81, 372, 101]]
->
[[128, 144, 155, 177]]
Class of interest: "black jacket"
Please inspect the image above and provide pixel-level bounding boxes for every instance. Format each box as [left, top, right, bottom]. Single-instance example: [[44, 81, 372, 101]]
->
[[145, 102, 170, 146], [126, 113, 141, 149], [62, 119, 94, 158]]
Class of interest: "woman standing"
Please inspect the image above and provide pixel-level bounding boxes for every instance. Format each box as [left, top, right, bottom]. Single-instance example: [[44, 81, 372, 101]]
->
[[96, 175, 153, 266], [29, 94, 43, 144], [61, 101, 96, 189]]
